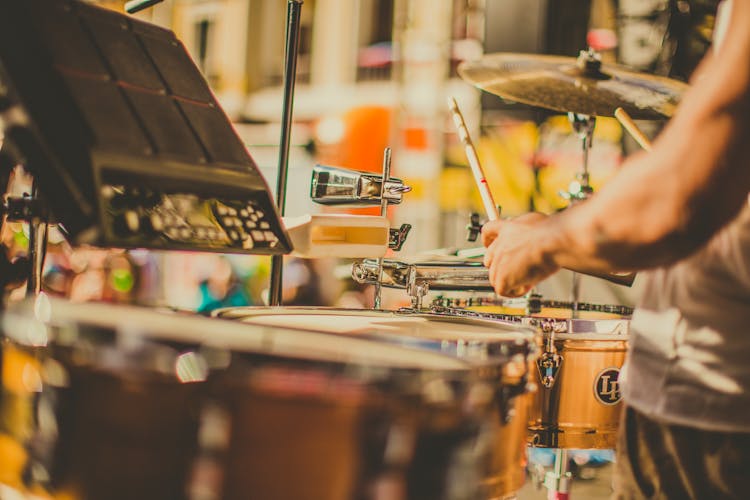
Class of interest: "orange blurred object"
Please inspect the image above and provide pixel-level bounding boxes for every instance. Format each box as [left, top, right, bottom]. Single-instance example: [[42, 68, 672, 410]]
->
[[315, 106, 394, 216], [315, 106, 393, 173]]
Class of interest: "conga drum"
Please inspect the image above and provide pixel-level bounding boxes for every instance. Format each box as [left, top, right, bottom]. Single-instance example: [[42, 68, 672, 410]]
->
[[214, 306, 537, 498], [2, 296, 206, 500], [431, 299, 630, 449], [2, 296, 502, 500]]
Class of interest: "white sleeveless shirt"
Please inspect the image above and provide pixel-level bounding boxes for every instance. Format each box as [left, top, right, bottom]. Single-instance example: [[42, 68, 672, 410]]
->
[[624, 201, 750, 431], [622, 0, 750, 431]]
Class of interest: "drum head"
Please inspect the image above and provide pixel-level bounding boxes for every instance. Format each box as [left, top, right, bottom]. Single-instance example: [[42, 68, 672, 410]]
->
[[215, 306, 533, 341], [3, 296, 469, 372]]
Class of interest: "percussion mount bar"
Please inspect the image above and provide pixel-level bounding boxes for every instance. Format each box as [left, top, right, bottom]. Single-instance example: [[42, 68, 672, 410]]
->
[[373, 147, 392, 310], [566, 112, 596, 202], [269, 0, 303, 306]]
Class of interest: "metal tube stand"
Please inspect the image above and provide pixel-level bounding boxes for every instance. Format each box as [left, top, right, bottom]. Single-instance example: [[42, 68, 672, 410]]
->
[[545, 449, 573, 500], [269, 0, 303, 306], [566, 112, 596, 319], [373, 147, 392, 310]]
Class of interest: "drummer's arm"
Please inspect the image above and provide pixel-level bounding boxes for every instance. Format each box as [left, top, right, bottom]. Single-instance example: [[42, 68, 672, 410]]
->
[[541, 2, 750, 273]]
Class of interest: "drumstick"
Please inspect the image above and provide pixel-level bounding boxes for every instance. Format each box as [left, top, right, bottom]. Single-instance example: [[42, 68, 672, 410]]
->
[[614, 107, 653, 151], [449, 98, 635, 287], [448, 97, 500, 221]]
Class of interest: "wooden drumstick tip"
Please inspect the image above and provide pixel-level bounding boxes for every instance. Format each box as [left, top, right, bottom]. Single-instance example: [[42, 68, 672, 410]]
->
[[614, 107, 653, 152]]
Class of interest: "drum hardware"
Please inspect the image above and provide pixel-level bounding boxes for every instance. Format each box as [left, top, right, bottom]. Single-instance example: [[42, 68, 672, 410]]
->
[[388, 221, 412, 252], [466, 212, 483, 242], [352, 259, 495, 311], [429, 304, 630, 337], [560, 111, 596, 204], [431, 296, 633, 318], [269, 0, 304, 306], [407, 278, 430, 311], [374, 147, 392, 309], [537, 350, 563, 389], [310, 164, 412, 206], [545, 449, 573, 500]]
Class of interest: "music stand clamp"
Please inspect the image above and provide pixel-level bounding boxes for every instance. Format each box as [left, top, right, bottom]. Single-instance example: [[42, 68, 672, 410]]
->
[[0, 181, 49, 299]]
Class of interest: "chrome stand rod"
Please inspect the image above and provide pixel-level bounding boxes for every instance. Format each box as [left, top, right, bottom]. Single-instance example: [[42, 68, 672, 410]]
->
[[545, 449, 573, 500], [373, 147, 392, 310], [567, 113, 596, 317]]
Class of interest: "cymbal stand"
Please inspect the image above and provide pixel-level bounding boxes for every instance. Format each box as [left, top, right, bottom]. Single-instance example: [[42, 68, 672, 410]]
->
[[373, 148, 392, 310], [545, 449, 573, 500], [269, 0, 303, 306], [565, 112, 596, 319]]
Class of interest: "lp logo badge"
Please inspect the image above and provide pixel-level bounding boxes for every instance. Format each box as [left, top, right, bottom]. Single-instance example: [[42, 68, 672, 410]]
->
[[594, 368, 621, 405]]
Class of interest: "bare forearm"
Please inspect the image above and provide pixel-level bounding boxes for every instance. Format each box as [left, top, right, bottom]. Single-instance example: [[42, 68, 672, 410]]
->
[[540, 13, 750, 272]]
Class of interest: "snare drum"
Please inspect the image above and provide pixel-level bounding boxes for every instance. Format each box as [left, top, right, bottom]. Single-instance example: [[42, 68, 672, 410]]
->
[[214, 306, 537, 498], [2, 297, 500, 500], [431, 301, 630, 450]]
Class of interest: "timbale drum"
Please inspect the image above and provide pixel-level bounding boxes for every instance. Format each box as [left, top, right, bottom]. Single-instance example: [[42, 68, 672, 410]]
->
[[430, 299, 630, 449]]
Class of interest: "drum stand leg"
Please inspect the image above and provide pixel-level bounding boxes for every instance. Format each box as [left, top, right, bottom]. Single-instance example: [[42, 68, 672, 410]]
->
[[544, 449, 573, 500], [566, 113, 596, 318]]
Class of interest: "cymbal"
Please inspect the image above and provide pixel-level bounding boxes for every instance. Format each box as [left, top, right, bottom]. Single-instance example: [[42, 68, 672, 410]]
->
[[458, 52, 689, 119]]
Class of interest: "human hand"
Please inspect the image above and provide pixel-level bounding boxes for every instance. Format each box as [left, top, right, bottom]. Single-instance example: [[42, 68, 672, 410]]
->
[[481, 213, 559, 297]]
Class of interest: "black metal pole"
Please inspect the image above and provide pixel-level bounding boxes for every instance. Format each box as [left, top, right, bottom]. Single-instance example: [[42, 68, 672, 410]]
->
[[124, 0, 164, 14], [269, 0, 303, 306]]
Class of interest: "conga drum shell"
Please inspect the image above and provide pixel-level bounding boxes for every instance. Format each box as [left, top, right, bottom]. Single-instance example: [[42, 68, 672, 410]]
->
[[219, 384, 368, 500], [213, 306, 536, 499], [528, 335, 628, 449], [49, 367, 203, 500], [429, 300, 630, 450]]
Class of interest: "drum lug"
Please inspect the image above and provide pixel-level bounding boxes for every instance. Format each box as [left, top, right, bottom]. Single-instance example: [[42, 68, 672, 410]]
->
[[465, 212, 483, 242], [537, 351, 563, 389], [407, 277, 429, 310], [388, 223, 411, 251]]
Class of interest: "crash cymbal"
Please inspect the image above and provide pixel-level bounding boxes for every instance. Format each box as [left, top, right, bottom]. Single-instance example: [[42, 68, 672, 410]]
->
[[458, 51, 688, 119]]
